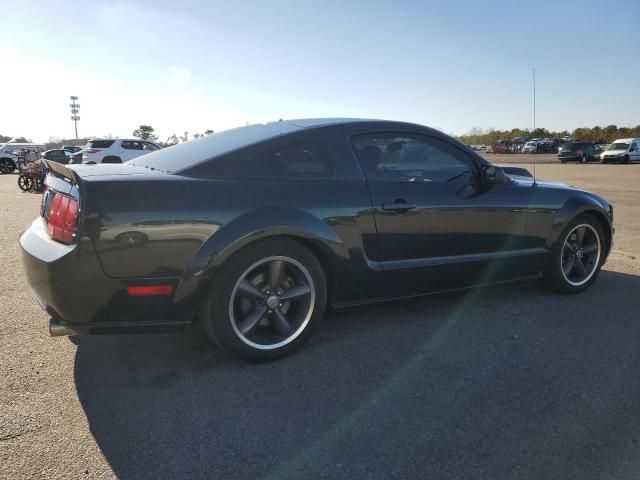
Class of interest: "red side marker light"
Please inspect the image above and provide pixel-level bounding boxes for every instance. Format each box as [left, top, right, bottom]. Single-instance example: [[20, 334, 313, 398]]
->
[[126, 285, 174, 296]]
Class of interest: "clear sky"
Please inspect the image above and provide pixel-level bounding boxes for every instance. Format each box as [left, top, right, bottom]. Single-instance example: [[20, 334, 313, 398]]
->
[[1, 0, 638, 142]]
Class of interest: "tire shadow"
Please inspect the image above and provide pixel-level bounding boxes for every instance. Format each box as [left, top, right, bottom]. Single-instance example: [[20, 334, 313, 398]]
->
[[74, 270, 640, 479]]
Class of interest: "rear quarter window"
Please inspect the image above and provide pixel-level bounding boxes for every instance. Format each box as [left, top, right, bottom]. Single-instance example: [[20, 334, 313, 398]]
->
[[210, 141, 333, 179]]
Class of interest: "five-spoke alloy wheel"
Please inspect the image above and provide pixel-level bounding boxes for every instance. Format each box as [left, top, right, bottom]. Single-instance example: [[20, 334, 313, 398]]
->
[[560, 224, 600, 286], [229, 256, 316, 350], [200, 238, 326, 362], [546, 214, 605, 294]]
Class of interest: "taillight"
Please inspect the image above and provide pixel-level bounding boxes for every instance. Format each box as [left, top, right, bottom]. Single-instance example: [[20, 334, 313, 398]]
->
[[47, 194, 79, 244]]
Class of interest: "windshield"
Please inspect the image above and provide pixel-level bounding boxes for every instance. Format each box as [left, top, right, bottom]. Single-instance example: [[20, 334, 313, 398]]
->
[[608, 142, 630, 151]]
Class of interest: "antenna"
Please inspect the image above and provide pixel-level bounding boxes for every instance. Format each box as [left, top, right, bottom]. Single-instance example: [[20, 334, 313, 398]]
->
[[532, 68, 537, 186]]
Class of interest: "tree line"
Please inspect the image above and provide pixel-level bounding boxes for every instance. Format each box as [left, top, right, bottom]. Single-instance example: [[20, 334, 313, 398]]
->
[[132, 125, 214, 146], [0, 134, 31, 144], [457, 125, 640, 146]]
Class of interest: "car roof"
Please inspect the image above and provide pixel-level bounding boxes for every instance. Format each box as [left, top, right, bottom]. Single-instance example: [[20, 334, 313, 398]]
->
[[127, 118, 437, 173], [612, 138, 639, 143]]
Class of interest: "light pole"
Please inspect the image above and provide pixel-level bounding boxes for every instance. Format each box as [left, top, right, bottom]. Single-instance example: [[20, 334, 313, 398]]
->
[[70, 96, 80, 140], [532, 68, 536, 132]]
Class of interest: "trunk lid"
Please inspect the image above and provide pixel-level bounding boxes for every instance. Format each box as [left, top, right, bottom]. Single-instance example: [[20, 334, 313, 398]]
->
[[42, 162, 167, 245]]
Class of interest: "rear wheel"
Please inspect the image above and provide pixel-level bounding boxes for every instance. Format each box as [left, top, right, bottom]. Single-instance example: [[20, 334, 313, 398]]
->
[[581, 154, 588, 164], [544, 214, 605, 294], [200, 238, 327, 362]]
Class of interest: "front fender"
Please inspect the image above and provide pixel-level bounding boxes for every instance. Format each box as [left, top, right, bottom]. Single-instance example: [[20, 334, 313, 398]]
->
[[550, 193, 612, 249]]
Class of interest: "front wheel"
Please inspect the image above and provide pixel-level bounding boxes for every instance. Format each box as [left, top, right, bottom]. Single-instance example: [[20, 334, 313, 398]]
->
[[544, 214, 605, 294], [200, 238, 327, 362], [581, 155, 587, 164]]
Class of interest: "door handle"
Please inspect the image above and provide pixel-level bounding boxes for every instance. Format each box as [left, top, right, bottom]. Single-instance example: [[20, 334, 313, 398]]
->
[[381, 200, 417, 212]]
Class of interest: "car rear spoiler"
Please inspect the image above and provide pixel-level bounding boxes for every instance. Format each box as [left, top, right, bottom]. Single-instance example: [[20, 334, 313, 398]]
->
[[499, 166, 533, 178], [43, 160, 78, 184]]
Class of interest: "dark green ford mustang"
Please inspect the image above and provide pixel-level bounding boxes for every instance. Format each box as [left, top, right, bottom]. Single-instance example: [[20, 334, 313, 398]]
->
[[20, 119, 613, 361]]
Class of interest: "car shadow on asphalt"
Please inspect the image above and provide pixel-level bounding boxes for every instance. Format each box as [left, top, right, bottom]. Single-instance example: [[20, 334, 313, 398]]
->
[[73, 270, 640, 480]]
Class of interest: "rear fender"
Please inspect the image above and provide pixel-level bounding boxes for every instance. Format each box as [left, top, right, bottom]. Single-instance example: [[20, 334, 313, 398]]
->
[[174, 207, 346, 302]]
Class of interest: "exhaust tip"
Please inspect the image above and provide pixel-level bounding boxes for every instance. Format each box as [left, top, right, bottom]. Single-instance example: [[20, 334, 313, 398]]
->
[[49, 319, 73, 337]]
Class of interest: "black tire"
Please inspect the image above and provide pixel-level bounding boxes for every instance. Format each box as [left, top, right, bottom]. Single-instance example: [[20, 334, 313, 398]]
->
[[199, 237, 327, 362], [601, 158, 608, 164], [544, 214, 606, 294], [17, 175, 33, 192], [581, 155, 587, 164], [0, 158, 16, 174], [33, 177, 45, 192], [623, 155, 630, 164], [560, 159, 567, 164], [102, 156, 122, 164]]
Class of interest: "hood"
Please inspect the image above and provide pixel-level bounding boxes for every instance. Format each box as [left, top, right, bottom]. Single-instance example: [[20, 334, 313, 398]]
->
[[602, 149, 626, 155], [508, 175, 573, 189]]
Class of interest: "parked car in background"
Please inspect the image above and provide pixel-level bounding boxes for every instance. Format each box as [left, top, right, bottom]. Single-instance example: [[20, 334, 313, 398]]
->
[[485, 145, 494, 154], [0, 149, 19, 174], [558, 142, 603, 163], [522, 141, 538, 153], [0, 141, 46, 173], [79, 138, 163, 164], [40, 149, 73, 165], [600, 138, 640, 164], [21, 118, 614, 362]]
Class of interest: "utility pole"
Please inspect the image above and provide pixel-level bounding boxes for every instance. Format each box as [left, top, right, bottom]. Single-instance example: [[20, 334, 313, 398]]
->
[[70, 96, 80, 140], [532, 68, 536, 132]]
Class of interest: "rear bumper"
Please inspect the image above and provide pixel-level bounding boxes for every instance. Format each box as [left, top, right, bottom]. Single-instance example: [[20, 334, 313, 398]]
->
[[20, 218, 192, 335]]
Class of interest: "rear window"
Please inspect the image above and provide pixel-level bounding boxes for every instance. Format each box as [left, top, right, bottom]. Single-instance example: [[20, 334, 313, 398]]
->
[[128, 122, 302, 173], [88, 140, 115, 148]]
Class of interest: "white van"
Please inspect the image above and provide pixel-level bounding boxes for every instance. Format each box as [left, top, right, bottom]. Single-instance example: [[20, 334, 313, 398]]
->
[[600, 138, 640, 164]]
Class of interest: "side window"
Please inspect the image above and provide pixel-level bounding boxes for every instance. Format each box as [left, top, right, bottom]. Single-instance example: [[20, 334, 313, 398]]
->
[[351, 133, 473, 182], [122, 141, 143, 150], [246, 141, 333, 178], [143, 142, 160, 151]]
